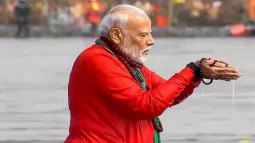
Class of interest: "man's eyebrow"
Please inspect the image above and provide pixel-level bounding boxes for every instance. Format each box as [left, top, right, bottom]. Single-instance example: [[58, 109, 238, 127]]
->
[[139, 31, 152, 34]]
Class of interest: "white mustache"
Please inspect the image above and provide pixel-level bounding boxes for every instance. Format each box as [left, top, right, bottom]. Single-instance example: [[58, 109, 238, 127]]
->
[[141, 46, 152, 53]]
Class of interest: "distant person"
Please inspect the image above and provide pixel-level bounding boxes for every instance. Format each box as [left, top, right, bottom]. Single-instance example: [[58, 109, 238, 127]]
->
[[70, 0, 84, 28], [14, 0, 31, 38], [86, 0, 103, 35]]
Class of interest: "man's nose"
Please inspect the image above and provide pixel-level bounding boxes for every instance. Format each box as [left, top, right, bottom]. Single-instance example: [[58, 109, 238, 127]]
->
[[147, 34, 154, 46]]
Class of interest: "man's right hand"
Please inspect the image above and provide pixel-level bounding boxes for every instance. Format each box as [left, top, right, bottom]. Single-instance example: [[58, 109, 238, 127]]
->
[[195, 58, 242, 81]]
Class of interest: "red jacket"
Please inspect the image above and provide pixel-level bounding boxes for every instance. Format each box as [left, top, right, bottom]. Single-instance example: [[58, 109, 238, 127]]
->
[[64, 44, 201, 143]]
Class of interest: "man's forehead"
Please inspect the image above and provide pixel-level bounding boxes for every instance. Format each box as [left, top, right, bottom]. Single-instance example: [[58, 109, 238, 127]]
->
[[127, 15, 151, 31]]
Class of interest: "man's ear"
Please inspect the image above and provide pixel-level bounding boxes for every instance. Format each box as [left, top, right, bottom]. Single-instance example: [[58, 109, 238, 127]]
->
[[109, 28, 123, 45]]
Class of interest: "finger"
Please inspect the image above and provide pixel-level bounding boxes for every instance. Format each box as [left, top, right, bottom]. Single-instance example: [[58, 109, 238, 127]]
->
[[225, 68, 242, 75], [204, 59, 227, 67], [214, 62, 227, 68], [218, 73, 241, 80], [210, 60, 218, 66], [214, 67, 240, 74], [207, 58, 229, 67], [218, 76, 238, 81], [222, 76, 241, 81], [215, 60, 238, 69], [216, 60, 229, 66], [203, 59, 215, 65]]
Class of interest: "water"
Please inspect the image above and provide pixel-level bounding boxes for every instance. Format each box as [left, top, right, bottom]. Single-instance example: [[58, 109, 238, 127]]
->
[[0, 38, 254, 143]]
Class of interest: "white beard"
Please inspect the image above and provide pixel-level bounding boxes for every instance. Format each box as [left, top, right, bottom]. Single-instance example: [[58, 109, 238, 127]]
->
[[120, 34, 151, 64], [139, 51, 149, 63]]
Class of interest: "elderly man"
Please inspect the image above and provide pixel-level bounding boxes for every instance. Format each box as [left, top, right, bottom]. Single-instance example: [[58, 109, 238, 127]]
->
[[64, 4, 241, 143]]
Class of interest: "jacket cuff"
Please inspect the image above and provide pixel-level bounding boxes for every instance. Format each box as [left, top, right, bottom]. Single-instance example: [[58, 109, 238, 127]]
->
[[182, 66, 202, 86], [191, 79, 202, 87], [177, 67, 197, 84]]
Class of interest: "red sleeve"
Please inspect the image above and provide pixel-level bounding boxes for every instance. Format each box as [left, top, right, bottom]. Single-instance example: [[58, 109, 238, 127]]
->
[[140, 66, 166, 89], [88, 52, 197, 120], [170, 79, 201, 107], [141, 67, 201, 107]]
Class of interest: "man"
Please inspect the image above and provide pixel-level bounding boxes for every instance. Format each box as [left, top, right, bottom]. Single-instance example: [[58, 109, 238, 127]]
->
[[64, 4, 241, 143], [14, 0, 31, 38]]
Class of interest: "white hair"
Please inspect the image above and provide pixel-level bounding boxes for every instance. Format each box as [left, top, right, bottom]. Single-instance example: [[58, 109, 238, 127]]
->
[[98, 4, 148, 38]]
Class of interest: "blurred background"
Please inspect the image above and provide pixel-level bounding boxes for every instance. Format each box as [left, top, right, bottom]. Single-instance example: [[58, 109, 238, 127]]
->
[[1, 0, 255, 143], [1, 0, 255, 37]]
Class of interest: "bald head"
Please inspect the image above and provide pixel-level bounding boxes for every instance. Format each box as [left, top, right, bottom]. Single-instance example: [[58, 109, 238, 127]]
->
[[107, 4, 147, 15], [98, 4, 149, 38]]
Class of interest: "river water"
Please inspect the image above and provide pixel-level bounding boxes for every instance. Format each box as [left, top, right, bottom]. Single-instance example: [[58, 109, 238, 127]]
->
[[0, 38, 254, 143]]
